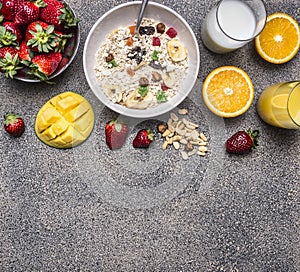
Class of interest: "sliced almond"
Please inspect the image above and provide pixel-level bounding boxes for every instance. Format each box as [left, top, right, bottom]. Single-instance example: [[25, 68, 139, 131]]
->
[[173, 141, 180, 150], [178, 108, 188, 115]]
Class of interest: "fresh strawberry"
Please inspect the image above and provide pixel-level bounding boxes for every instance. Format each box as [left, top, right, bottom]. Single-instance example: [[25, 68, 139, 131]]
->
[[226, 129, 259, 154], [27, 51, 62, 80], [4, 113, 25, 137], [1, 21, 22, 45], [105, 119, 128, 150], [53, 29, 72, 52], [18, 40, 32, 61], [166, 27, 177, 38], [0, 46, 22, 78], [25, 21, 57, 53], [40, 0, 79, 29], [1, 0, 23, 21], [14, 0, 46, 25], [133, 129, 154, 148]]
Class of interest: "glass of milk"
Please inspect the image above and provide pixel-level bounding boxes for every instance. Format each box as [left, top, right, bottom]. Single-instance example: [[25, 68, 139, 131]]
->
[[201, 0, 266, 53]]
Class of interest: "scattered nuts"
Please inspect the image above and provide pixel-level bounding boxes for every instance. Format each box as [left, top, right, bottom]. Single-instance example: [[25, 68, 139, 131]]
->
[[173, 141, 180, 150], [157, 123, 167, 134], [200, 133, 207, 141], [198, 146, 208, 152], [162, 129, 171, 137], [180, 139, 188, 145], [178, 108, 188, 115], [170, 112, 179, 122], [181, 151, 189, 160], [197, 151, 206, 156], [160, 111, 209, 160], [185, 141, 193, 151], [162, 141, 169, 150], [172, 135, 182, 142]]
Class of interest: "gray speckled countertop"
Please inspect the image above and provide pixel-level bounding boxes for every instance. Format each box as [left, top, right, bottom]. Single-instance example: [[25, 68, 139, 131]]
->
[[0, 0, 299, 271]]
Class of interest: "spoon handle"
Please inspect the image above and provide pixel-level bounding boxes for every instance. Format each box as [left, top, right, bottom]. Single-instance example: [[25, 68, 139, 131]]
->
[[135, 0, 149, 34]]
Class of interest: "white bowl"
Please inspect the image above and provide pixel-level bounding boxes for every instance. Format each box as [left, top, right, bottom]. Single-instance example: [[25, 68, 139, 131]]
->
[[83, 1, 200, 118]]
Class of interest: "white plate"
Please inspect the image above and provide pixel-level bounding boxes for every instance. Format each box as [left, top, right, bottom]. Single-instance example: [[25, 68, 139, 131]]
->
[[83, 1, 200, 118]]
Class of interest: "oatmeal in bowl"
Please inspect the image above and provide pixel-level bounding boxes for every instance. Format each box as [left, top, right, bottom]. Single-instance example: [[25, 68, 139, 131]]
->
[[84, 2, 200, 118]]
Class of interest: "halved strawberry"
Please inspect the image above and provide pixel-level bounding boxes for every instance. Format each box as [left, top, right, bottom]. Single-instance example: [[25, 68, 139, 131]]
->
[[0, 46, 22, 78], [40, 0, 79, 29], [27, 51, 62, 80]]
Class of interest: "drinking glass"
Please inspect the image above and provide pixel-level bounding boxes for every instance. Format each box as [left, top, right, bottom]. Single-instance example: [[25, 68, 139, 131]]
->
[[201, 0, 267, 53], [257, 81, 300, 129]]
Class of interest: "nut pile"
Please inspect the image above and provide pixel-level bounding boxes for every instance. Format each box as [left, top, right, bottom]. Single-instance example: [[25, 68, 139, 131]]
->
[[157, 109, 208, 160]]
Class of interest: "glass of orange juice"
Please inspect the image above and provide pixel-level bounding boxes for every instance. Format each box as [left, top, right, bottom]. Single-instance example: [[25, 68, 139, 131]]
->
[[257, 81, 300, 129]]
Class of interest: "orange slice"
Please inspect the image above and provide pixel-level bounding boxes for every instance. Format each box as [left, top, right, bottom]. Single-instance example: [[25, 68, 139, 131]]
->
[[255, 13, 300, 64], [202, 66, 254, 118]]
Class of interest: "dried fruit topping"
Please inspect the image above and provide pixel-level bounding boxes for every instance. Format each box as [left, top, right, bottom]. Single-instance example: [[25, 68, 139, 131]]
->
[[156, 23, 166, 34], [166, 27, 177, 38], [152, 36, 161, 46], [105, 53, 114, 63], [139, 26, 155, 35], [127, 46, 146, 64]]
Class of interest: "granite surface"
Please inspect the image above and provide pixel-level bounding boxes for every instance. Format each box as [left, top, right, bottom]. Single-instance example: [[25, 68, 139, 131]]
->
[[0, 0, 299, 271]]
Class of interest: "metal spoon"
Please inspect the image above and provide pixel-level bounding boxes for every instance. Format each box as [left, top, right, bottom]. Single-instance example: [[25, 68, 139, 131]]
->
[[135, 0, 149, 35]]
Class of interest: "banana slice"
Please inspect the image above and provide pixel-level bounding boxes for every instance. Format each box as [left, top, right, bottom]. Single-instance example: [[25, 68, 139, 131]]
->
[[125, 89, 154, 109], [167, 39, 187, 62], [161, 72, 176, 88]]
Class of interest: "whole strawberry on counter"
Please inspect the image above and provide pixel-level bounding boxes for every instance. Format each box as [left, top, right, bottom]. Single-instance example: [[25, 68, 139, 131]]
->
[[105, 119, 128, 150], [133, 129, 154, 148], [226, 129, 259, 154], [4, 113, 25, 137]]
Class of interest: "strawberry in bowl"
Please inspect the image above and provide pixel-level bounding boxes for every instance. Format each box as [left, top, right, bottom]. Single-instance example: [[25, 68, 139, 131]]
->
[[0, 0, 79, 82]]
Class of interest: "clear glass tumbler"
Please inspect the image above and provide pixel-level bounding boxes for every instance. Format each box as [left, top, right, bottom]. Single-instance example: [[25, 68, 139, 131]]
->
[[257, 81, 300, 129], [201, 0, 267, 53]]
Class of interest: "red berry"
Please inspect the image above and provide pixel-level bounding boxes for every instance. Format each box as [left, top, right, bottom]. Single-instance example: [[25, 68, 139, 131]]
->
[[133, 129, 154, 148], [166, 27, 177, 38], [105, 119, 128, 150], [4, 113, 25, 137], [161, 83, 169, 91], [225, 129, 259, 154], [152, 36, 161, 46]]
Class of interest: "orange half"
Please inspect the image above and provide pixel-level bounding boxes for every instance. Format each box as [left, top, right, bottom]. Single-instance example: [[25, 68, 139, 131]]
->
[[202, 66, 254, 118], [255, 13, 300, 64]]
